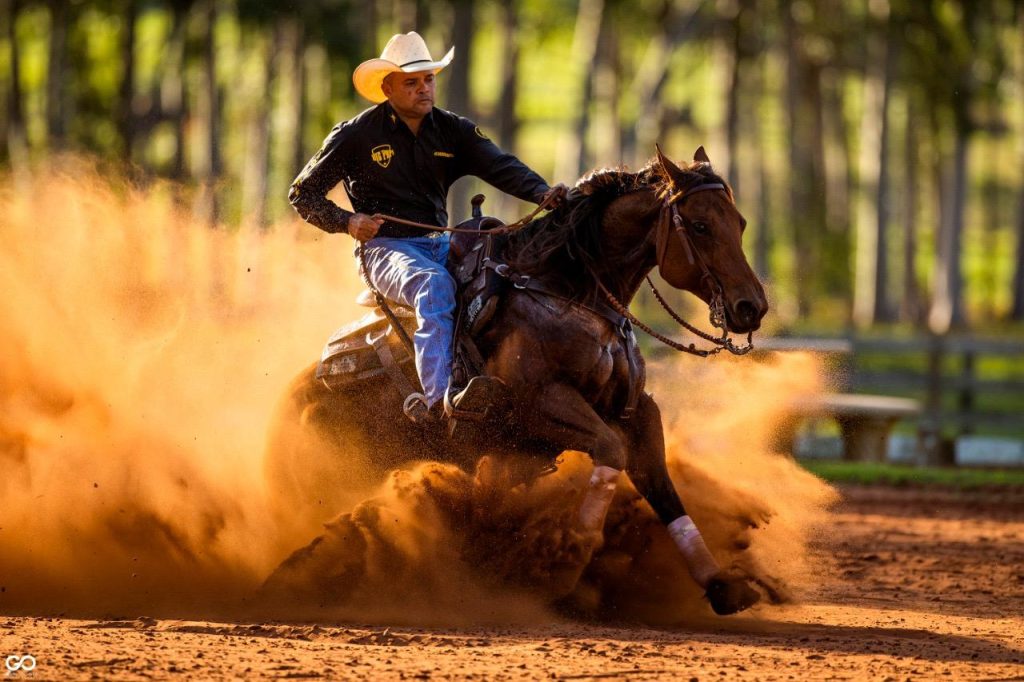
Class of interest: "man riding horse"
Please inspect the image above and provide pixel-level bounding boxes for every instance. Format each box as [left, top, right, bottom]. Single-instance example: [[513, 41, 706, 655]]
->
[[289, 31, 567, 425]]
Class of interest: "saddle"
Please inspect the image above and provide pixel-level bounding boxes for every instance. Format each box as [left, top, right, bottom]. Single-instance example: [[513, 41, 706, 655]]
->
[[315, 195, 508, 406]]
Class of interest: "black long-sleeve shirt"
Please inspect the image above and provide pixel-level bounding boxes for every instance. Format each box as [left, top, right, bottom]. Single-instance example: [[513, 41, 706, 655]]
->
[[289, 102, 551, 238]]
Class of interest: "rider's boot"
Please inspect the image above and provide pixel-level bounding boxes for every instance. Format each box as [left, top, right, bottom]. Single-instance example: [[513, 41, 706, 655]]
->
[[444, 375, 509, 434]]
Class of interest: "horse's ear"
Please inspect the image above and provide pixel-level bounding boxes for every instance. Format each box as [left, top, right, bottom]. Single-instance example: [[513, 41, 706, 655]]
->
[[655, 144, 684, 184], [694, 146, 711, 164]]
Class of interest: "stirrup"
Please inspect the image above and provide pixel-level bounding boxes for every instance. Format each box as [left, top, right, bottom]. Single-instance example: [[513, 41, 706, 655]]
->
[[402, 392, 430, 423]]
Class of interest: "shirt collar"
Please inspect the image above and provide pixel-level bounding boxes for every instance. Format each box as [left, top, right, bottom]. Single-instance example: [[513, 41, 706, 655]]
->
[[382, 101, 434, 134]]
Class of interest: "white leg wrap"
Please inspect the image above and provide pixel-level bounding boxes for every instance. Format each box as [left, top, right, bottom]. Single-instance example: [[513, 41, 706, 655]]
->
[[577, 465, 620, 534], [668, 515, 720, 588]]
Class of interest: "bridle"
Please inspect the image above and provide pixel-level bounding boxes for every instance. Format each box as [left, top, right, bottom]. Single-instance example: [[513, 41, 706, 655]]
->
[[597, 180, 754, 357]]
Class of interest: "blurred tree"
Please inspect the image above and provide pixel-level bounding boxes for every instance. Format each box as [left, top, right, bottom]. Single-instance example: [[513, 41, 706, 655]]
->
[[900, 95, 924, 323], [3, 0, 28, 171], [555, 0, 603, 181], [45, 0, 69, 147], [446, 0, 474, 222], [853, 0, 896, 327], [166, 0, 193, 180], [116, 0, 137, 161], [783, 0, 829, 317], [193, 0, 221, 224], [1013, 2, 1024, 321], [496, 0, 519, 153], [236, 1, 282, 228], [0, 0, 1020, 331]]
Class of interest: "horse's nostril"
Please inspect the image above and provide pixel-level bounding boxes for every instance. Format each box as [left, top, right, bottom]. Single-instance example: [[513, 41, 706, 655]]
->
[[734, 299, 757, 325]]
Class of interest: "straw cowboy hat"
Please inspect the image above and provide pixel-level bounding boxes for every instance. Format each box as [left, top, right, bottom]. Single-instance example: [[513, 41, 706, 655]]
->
[[353, 32, 455, 104]]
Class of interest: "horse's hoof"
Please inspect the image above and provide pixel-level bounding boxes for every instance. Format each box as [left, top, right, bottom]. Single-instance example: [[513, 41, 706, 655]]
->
[[705, 571, 761, 615]]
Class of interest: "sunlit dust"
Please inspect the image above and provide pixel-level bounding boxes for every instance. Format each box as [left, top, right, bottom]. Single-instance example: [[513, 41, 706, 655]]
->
[[0, 163, 836, 625]]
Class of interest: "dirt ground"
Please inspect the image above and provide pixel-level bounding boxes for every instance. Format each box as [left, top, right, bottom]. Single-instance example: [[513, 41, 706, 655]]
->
[[2, 484, 1022, 681]]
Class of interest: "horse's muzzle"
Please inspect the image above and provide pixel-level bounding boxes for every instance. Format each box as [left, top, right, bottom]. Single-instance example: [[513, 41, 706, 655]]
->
[[727, 297, 767, 333]]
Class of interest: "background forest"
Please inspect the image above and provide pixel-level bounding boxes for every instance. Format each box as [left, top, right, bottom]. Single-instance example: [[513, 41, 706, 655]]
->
[[2, 0, 1024, 334]]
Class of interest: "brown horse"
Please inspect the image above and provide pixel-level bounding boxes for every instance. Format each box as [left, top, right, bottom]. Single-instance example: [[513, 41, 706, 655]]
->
[[264, 147, 768, 615]]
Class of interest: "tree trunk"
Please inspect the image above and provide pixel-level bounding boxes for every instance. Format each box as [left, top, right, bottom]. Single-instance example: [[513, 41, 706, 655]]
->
[[722, 0, 743, 190], [194, 0, 220, 225], [496, 0, 519, 153], [166, 1, 189, 181], [4, 0, 28, 172], [118, 0, 137, 161], [46, 0, 68, 147], [784, 0, 828, 318], [555, 0, 604, 182], [929, 122, 968, 332], [853, 0, 895, 327], [394, 0, 418, 33], [446, 0, 474, 223], [241, 27, 279, 230], [979, 132, 1001, 318], [1011, 6, 1024, 320], [900, 94, 923, 323], [287, 20, 307, 182], [493, 0, 520, 219], [592, 10, 620, 165], [751, 49, 770, 282]]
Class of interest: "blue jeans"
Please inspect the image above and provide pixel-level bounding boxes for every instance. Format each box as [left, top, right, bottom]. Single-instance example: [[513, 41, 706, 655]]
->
[[357, 234, 454, 407]]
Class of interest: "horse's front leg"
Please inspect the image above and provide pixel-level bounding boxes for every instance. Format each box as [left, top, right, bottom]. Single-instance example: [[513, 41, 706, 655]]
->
[[622, 393, 760, 616]]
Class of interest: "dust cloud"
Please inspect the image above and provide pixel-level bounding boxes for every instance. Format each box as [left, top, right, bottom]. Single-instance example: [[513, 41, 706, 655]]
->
[[0, 164, 836, 626]]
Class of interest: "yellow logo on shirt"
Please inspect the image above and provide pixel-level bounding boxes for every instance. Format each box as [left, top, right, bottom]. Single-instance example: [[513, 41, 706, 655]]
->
[[371, 144, 394, 168], [433, 151, 454, 158]]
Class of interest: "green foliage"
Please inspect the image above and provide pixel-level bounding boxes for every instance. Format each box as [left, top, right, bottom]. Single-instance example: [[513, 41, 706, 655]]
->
[[802, 460, 1024, 488], [2, 0, 1023, 327]]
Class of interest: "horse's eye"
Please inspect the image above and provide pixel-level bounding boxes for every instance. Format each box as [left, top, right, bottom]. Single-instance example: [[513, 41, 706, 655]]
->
[[691, 221, 709, 235]]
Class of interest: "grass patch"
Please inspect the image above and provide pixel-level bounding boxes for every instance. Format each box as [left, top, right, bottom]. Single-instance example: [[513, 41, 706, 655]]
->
[[801, 460, 1024, 488]]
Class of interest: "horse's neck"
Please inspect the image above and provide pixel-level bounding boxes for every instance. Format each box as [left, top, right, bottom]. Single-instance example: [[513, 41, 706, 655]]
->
[[593, 188, 660, 304]]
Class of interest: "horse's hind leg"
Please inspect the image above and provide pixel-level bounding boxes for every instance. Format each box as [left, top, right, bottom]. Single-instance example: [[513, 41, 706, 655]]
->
[[622, 393, 760, 616]]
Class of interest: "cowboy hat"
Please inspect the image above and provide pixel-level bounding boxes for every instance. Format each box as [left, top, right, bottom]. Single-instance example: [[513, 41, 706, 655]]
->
[[353, 32, 455, 104]]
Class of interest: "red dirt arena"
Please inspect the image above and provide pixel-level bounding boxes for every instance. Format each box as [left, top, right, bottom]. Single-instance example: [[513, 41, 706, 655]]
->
[[3, 484, 1021, 681]]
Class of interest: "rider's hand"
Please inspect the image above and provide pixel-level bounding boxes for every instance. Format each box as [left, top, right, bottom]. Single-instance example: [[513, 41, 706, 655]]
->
[[539, 183, 569, 209], [348, 213, 384, 242]]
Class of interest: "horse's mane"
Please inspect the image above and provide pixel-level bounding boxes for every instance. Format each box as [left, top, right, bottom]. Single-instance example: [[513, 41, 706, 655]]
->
[[505, 157, 730, 295]]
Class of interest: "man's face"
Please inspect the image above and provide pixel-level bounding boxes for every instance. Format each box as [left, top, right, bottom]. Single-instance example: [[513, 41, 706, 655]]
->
[[382, 71, 436, 118]]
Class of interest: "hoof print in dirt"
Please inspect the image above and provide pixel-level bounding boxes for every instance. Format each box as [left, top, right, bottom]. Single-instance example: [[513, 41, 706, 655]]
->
[[705, 572, 761, 615]]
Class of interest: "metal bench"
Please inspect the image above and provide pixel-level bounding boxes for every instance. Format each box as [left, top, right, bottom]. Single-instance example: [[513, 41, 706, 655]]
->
[[786, 393, 921, 461]]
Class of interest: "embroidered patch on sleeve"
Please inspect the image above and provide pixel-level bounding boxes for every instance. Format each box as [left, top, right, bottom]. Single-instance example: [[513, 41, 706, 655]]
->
[[474, 126, 489, 140]]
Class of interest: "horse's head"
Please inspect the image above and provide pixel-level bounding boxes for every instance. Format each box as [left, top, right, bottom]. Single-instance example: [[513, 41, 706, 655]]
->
[[651, 147, 768, 333]]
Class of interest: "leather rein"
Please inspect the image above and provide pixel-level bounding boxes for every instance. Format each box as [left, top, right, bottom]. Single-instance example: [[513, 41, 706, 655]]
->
[[596, 182, 754, 358], [372, 191, 561, 236]]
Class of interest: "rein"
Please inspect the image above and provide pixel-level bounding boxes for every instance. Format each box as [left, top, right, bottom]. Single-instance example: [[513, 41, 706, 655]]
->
[[372, 192, 560, 236], [598, 182, 753, 358]]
